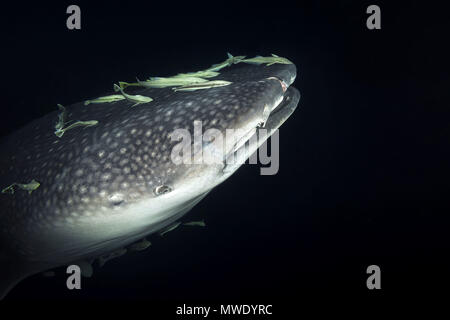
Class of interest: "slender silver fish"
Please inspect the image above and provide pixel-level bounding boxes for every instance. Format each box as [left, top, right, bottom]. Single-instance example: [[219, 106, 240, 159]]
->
[[0, 60, 299, 299]]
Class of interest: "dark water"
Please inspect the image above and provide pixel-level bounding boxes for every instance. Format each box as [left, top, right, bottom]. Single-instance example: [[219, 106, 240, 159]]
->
[[0, 0, 449, 312]]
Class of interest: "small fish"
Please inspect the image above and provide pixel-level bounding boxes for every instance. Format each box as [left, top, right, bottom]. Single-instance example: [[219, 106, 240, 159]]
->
[[159, 221, 181, 236], [98, 248, 127, 268], [174, 70, 220, 79], [118, 81, 141, 89], [1, 179, 40, 195], [173, 80, 232, 92], [113, 84, 153, 107], [241, 54, 293, 66], [128, 238, 152, 252], [75, 260, 94, 278], [183, 220, 206, 227], [84, 94, 125, 106], [206, 53, 246, 72]]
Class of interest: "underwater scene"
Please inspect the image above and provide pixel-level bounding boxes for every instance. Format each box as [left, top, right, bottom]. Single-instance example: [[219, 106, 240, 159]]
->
[[0, 0, 449, 315]]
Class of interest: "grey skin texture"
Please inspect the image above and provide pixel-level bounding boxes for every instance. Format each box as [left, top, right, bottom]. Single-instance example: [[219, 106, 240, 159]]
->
[[0, 62, 299, 299]]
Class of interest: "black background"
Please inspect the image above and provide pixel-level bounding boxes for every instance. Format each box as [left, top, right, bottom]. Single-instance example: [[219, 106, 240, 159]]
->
[[0, 0, 449, 313]]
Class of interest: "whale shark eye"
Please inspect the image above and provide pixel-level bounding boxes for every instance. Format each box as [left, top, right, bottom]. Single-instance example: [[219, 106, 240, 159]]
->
[[154, 185, 172, 196]]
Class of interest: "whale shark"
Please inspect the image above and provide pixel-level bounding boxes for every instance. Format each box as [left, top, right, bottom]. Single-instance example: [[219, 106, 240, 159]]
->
[[0, 57, 299, 299]]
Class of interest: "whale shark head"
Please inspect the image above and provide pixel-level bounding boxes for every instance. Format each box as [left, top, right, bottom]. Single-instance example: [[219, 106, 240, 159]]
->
[[0, 60, 299, 298]]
